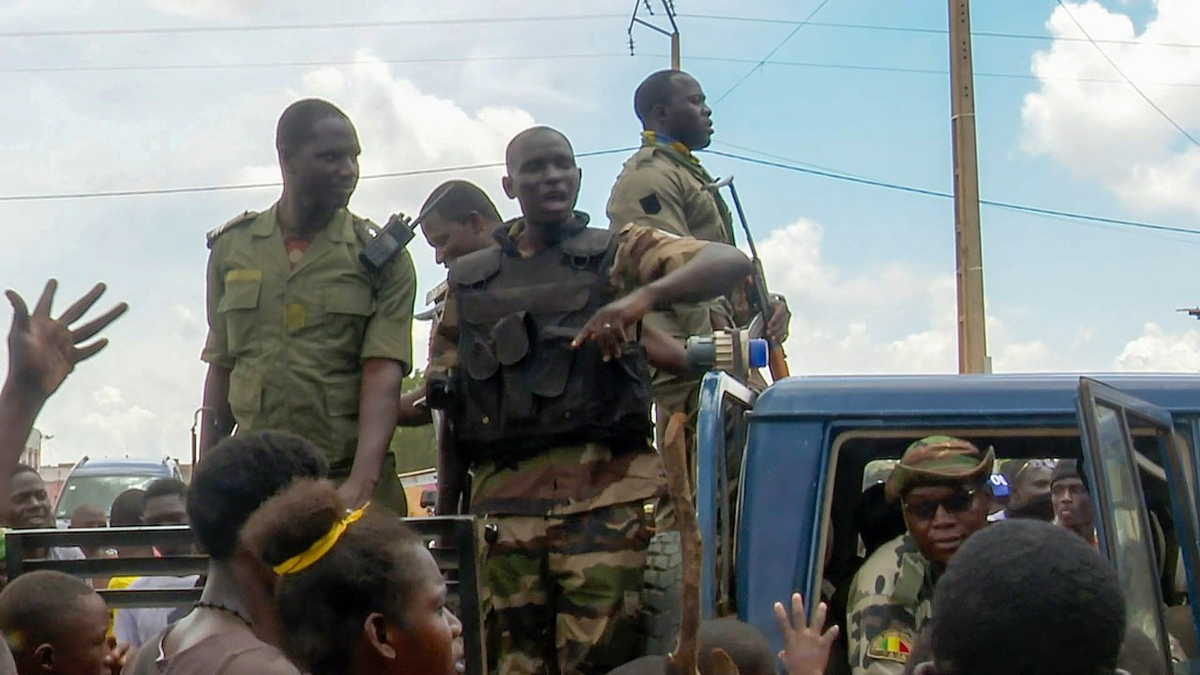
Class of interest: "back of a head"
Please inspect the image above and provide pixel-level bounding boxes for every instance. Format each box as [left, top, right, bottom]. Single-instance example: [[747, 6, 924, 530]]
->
[[423, 180, 502, 223], [109, 488, 147, 527], [188, 431, 327, 561], [606, 655, 667, 675], [144, 477, 187, 502], [0, 570, 96, 651], [634, 69, 689, 125], [241, 479, 424, 675], [931, 519, 1125, 675], [698, 618, 775, 675]]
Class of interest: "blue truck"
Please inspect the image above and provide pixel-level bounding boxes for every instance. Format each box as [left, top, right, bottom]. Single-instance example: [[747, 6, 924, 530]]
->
[[684, 371, 1200, 673]]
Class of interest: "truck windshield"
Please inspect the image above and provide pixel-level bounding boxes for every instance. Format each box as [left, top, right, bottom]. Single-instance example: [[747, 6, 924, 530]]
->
[[55, 475, 160, 522]]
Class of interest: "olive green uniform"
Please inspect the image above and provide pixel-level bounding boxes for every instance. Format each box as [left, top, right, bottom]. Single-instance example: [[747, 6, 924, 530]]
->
[[201, 204, 417, 513], [606, 134, 751, 518], [429, 216, 710, 675], [846, 534, 934, 675]]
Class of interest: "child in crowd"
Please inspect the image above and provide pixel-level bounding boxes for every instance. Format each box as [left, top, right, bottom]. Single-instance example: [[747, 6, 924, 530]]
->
[[240, 480, 463, 675], [0, 570, 128, 675]]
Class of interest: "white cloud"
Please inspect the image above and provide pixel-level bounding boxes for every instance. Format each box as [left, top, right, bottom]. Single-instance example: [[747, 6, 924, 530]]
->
[[1114, 322, 1200, 371], [1021, 0, 1200, 215], [759, 219, 1056, 375]]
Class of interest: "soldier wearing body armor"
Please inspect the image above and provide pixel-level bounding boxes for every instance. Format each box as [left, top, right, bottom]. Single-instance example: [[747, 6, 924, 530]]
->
[[200, 99, 416, 513], [425, 126, 751, 675], [846, 436, 993, 675]]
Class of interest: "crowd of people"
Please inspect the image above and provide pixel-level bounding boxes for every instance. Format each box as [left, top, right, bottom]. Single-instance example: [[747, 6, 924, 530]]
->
[[0, 66, 1172, 675]]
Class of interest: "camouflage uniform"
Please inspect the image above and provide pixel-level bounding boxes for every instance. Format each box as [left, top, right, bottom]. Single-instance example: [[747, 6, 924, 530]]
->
[[846, 534, 934, 675], [847, 435, 995, 675], [202, 205, 416, 513], [429, 215, 710, 675], [606, 133, 754, 521]]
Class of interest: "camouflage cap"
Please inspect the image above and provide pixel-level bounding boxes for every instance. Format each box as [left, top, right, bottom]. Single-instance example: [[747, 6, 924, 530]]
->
[[885, 435, 995, 502]]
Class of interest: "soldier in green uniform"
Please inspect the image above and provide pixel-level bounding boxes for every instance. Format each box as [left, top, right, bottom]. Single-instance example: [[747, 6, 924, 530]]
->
[[200, 98, 416, 514], [605, 70, 791, 499], [846, 436, 993, 675], [426, 125, 751, 675]]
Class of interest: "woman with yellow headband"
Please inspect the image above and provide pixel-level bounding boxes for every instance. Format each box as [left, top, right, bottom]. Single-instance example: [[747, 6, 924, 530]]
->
[[241, 479, 464, 675]]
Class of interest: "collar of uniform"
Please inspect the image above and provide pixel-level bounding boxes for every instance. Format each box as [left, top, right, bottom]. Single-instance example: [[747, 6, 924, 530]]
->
[[505, 210, 591, 242], [259, 204, 355, 242], [642, 130, 701, 167]]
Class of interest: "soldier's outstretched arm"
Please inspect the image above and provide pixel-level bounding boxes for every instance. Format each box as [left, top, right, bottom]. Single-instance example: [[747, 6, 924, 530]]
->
[[575, 225, 750, 358]]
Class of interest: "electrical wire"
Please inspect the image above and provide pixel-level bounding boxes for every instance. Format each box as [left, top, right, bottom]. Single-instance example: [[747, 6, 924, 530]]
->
[[681, 14, 1200, 50], [701, 149, 1200, 237], [0, 148, 634, 203], [1054, 0, 1200, 149], [0, 14, 625, 38], [712, 0, 834, 105]]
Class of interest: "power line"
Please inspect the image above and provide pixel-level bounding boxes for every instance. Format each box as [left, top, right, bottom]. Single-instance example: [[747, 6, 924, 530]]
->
[[0, 148, 634, 203], [702, 148, 1200, 237], [712, 0, 834, 105], [3, 52, 1197, 90], [3, 141, 1189, 241], [0, 14, 624, 38], [1054, 0, 1200, 149], [681, 14, 1200, 50]]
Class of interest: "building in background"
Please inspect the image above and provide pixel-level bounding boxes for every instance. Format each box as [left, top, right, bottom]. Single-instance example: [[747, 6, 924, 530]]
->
[[21, 429, 41, 468]]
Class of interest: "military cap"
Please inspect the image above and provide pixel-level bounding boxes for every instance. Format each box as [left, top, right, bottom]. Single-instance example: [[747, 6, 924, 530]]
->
[[885, 435, 995, 502]]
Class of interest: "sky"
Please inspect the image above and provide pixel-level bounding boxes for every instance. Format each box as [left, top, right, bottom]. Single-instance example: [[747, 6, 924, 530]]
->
[[1, 0, 1198, 464]]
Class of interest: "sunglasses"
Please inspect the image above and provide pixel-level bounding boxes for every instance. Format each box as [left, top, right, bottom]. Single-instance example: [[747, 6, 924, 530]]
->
[[902, 488, 980, 521]]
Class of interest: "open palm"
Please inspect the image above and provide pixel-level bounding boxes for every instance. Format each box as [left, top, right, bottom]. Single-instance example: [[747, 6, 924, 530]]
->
[[6, 280, 128, 395]]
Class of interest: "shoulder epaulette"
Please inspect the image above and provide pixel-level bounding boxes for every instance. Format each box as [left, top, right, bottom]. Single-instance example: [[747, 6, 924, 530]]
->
[[352, 215, 381, 241], [206, 211, 258, 249]]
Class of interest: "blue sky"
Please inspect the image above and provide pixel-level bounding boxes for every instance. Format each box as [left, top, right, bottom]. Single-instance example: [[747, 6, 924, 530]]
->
[[1, 0, 1197, 462]]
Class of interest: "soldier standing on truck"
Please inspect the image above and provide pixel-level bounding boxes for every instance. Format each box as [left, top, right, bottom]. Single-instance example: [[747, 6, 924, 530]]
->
[[605, 70, 791, 495], [426, 125, 752, 675], [200, 98, 417, 514], [846, 436, 993, 675], [396, 180, 507, 515]]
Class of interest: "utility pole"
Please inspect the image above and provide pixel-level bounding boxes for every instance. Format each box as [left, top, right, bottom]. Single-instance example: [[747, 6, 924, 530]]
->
[[628, 0, 681, 70], [948, 0, 989, 374]]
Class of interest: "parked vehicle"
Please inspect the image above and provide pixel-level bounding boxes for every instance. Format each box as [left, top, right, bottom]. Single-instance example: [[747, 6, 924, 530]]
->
[[53, 457, 182, 527], [682, 372, 1200, 672]]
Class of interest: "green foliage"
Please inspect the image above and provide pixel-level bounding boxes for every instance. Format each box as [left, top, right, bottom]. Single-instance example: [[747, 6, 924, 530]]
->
[[391, 369, 437, 473]]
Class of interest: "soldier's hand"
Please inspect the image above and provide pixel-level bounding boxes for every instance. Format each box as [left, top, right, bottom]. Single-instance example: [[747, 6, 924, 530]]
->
[[767, 293, 790, 343], [104, 637, 131, 675], [572, 288, 654, 361], [774, 592, 839, 675], [6, 280, 129, 397], [337, 477, 374, 510]]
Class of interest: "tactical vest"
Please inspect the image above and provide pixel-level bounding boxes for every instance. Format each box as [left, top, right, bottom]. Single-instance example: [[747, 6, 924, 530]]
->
[[447, 221, 654, 462]]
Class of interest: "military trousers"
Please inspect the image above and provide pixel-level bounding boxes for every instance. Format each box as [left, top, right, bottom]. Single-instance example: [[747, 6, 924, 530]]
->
[[328, 451, 408, 516], [652, 378, 743, 529], [481, 501, 654, 675]]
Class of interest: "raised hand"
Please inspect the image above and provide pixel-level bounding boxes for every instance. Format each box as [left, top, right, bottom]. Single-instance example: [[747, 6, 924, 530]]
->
[[6, 279, 128, 396], [774, 592, 839, 675]]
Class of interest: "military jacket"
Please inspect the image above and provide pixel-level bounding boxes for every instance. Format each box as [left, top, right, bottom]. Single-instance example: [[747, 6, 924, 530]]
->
[[201, 204, 417, 466], [428, 213, 709, 517], [846, 534, 936, 675], [606, 138, 745, 382]]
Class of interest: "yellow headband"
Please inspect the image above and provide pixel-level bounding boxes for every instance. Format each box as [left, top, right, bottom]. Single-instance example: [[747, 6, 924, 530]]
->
[[272, 504, 368, 576]]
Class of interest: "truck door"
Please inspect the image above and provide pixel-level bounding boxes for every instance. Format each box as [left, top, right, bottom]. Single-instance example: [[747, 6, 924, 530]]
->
[[1077, 377, 1200, 670]]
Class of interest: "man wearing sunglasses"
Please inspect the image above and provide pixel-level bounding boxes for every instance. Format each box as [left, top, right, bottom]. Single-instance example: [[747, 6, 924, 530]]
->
[[846, 436, 994, 675]]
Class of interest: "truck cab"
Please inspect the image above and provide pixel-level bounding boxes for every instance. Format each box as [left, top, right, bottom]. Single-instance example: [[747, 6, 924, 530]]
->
[[697, 372, 1200, 673]]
